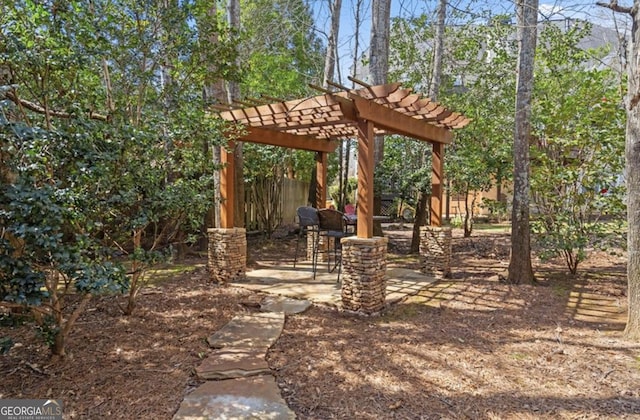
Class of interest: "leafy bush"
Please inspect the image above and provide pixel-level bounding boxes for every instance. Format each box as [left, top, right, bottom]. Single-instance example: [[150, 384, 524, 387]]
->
[[1, 105, 127, 356], [530, 23, 626, 274], [480, 198, 509, 223]]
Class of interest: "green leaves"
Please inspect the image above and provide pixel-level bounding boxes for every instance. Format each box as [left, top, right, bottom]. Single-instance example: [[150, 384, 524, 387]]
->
[[1, 0, 247, 328], [376, 135, 431, 206], [530, 23, 626, 274], [240, 0, 323, 98], [388, 12, 516, 234], [0, 245, 47, 306], [236, 0, 324, 184], [0, 175, 126, 297], [73, 262, 128, 294]]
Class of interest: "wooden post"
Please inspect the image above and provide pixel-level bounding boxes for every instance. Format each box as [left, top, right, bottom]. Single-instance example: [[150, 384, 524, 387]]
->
[[316, 152, 327, 208], [357, 119, 374, 238], [220, 141, 235, 228], [430, 142, 444, 226]]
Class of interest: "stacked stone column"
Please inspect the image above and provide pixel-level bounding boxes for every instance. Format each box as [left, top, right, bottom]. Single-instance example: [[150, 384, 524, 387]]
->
[[306, 231, 333, 262], [207, 228, 247, 283], [419, 226, 452, 278], [340, 237, 388, 314], [306, 229, 317, 262]]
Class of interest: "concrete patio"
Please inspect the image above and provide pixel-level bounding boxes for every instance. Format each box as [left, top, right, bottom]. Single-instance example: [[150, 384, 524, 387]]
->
[[230, 260, 438, 309]]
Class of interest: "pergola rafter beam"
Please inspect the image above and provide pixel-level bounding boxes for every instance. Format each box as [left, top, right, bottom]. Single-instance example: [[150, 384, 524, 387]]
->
[[374, 86, 414, 104], [395, 93, 422, 108], [425, 109, 453, 122]]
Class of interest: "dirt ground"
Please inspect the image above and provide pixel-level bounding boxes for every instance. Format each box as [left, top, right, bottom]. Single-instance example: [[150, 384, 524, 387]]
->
[[1, 226, 639, 419]]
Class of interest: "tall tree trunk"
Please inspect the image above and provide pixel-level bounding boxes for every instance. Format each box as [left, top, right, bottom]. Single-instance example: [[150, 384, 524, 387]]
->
[[430, 0, 446, 100], [369, 0, 390, 164], [160, 0, 177, 160], [463, 191, 476, 237], [445, 179, 451, 222], [411, 190, 429, 248], [323, 0, 342, 85], [507, 0, 538, 285], [125, 229, 144, 315], [227, 0, 244, 228], [341, 1, 360, 212], [351, 0, 363, 81], [411, 148, 430, 252], [322, 0, 342, 209], [597, 0, 640, 340], [624, 2, 640, 341], [370, 0, 390, 235], [411, 0, 446, 253], [308, 165, 318, 207]]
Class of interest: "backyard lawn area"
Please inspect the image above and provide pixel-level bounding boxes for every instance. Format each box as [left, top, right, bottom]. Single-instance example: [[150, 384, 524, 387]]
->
[[1, 227, 638, 419]]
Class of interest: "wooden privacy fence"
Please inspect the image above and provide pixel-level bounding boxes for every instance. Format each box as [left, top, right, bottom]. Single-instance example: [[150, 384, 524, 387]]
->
[[245, 177, 308, 234]]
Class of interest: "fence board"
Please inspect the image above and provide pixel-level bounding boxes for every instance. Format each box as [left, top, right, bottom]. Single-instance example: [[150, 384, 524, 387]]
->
[[244, 178, 309, 231], [281, 178, 309, 224]]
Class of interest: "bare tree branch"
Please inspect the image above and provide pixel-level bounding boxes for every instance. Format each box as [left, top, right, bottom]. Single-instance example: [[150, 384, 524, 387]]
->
[[596, 1, 633, 15], [3, 90, 107, 121]]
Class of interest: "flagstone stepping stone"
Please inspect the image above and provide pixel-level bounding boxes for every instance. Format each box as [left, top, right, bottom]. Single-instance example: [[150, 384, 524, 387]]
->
[[207, 312, 284, 349], [196, 348, 270, 380], [173, 376, 295, 420], [260, 296, 311, 314]]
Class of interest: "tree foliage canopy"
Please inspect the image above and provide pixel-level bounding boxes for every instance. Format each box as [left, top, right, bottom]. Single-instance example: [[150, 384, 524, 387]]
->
[[0, 0, 241, 353]]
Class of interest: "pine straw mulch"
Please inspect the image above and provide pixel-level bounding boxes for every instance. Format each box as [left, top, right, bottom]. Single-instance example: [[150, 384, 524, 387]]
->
[[0, 265, 263, 419], [1, 228, 640, 419]]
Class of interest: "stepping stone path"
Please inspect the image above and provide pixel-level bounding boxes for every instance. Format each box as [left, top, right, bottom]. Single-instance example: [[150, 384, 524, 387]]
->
[[173, 296, 311, 419]]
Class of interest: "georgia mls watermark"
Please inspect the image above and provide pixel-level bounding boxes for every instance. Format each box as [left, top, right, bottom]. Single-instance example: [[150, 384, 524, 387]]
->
[[0, 399, 63, 420]]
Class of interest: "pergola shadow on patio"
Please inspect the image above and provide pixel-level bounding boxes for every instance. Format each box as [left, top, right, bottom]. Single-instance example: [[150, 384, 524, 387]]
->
[[208, 77, 469, 314]]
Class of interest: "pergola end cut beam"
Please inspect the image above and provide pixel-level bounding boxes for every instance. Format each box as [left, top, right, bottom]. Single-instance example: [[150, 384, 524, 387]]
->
[[351, 96, 453, 144]]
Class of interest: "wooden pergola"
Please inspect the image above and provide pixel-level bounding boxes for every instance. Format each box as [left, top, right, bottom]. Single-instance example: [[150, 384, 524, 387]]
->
[[215, 78, 470, 239]]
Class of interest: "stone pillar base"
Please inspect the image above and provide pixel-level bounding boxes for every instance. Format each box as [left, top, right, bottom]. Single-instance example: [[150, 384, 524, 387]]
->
[[307, 233, 334, 263], [305, 228, 315, 262], [340, 237, 388, 314], [207, 228, 246, 283], [419, 226, 451, 277]]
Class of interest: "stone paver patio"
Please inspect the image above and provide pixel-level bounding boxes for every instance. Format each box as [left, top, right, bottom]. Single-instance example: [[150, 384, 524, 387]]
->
[[231, 261, 437, 308]]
